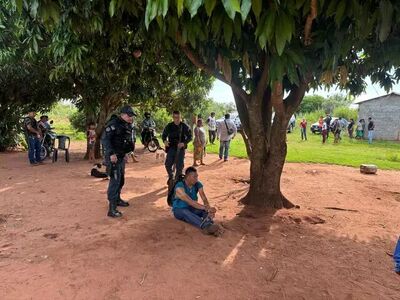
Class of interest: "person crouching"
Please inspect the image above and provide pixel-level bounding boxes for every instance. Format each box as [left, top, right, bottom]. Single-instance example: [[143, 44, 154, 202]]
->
[[172, 167, 220, 236]]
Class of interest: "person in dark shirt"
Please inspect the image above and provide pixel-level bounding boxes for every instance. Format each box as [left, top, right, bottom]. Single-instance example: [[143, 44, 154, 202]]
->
[[367, 117, 375, 144], [348, 118, 355, 139], [23, 111, 42, 166], [324, 114, 332, 138], [162, 111, 192, 187], [102, 105, 136, 218]]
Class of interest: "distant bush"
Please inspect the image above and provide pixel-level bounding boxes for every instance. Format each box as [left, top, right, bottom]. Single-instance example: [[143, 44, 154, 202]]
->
[[301, 110, 326, 124], [69, 110, 87, 133], [333, 106, 358, 121]]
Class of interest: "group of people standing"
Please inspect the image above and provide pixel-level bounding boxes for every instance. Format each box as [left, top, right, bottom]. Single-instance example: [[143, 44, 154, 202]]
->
[[300, 114, 376, 144], [100, 106, 237, 236]]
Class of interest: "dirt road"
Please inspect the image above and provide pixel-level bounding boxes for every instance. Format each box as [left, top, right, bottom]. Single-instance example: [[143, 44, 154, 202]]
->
[[0, 143, 399, 299]]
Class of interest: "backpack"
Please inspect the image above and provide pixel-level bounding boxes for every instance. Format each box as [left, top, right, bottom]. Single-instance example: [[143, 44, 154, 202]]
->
[[224, 120, 234, 135], [167, 176, 200, 207]]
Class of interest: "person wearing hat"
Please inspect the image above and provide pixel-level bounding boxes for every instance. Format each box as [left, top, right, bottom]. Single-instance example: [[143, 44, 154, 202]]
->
[[23, 110, 43, 166], [102, 105, 136, 218]]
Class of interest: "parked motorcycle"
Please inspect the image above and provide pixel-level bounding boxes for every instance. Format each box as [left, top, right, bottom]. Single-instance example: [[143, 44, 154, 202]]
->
[[142, 128, 161, 153]]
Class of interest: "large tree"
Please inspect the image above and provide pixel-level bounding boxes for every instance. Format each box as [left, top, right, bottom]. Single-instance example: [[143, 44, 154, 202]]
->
[[141, 0, 400, 208], [16, 0, 213, 158], [19, 0, 400, 208]]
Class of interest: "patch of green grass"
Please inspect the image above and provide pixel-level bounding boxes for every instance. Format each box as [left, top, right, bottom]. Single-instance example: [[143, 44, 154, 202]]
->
[[206, 128, 400, 170], [47, 103, 86, 141]]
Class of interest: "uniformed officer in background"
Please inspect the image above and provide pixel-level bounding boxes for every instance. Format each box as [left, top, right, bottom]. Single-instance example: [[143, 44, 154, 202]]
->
[[102, 105, 137, 218]]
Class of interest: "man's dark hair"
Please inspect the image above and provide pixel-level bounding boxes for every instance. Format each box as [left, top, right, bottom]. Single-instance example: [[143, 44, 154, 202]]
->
[[40, 115, 48, 120], [185, 166, 197, 176], [88, 121, 95, 126], [368, 117, 372, 120], [225, 113, 230, 119], [173, 110, 180, 115], [211, 112, 215, 116]]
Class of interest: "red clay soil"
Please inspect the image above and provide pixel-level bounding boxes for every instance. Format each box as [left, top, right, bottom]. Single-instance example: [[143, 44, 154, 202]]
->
[[0, 142, 399, 300]]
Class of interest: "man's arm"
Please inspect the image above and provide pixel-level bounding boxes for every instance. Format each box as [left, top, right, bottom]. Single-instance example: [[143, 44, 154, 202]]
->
[[102, 125, 116, 156], [198, 187, 210, 207], [183, 124, 192, 145], [175, 187, 206, 210], [162, 124, 169, 143]]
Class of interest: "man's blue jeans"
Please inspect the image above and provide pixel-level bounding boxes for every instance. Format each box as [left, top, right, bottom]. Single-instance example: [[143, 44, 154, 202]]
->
[[27, 135, 42, 164], [394, 237, 400, 273], [368, 130, 374, 144], [219, 140, 231, 160], [173, 206, 213, 229]]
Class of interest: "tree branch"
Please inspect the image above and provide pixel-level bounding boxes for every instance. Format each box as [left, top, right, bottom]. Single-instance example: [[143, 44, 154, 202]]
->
[[284, 73, 312, 115], [180, 44, 249, 103], [271, 81, 285, 115], [255, 54, 269, 100]]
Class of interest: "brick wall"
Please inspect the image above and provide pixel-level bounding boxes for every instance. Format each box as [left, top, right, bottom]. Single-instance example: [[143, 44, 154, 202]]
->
[[358, 94, 400, 140]]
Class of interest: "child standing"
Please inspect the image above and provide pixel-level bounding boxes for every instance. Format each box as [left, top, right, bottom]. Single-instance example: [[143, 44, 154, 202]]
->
[[193, 119, 206, 167], [87, 123, 96, 162]]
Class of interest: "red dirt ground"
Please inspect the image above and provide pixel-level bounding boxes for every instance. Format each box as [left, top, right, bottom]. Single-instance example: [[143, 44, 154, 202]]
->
[[0, 142, 399, 299]]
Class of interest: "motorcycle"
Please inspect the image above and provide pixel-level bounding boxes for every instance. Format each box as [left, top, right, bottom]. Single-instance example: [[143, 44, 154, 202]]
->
[[142, 128, 161, 153], [40, 128, 57, 161]]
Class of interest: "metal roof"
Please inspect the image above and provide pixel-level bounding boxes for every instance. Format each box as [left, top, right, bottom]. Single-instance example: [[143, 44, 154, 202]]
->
[[355, 92, 400, 104]]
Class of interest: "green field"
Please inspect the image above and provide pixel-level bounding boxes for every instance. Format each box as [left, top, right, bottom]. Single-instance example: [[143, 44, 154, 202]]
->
[[48, 103, 400, 170], [48, 103, 86, 141], [205, 128, 400, 170]]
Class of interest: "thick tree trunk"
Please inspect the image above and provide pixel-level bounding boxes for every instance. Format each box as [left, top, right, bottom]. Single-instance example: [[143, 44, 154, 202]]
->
[[243, 115, 294, 208], [83, 93, 125, 159], [232, 85, 303, 209]]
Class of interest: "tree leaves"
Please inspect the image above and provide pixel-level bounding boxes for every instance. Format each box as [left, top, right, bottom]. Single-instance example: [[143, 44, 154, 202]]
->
[[252, 0, 262, 20], [222, 0, 241, 20], [177, 0, 184, 17], [240, 0, 252, 23], [159, 0, 169, 17], [185, 0, 203, 18], [145, 0, 158, 29], [15, 0, 23, 14], [109, 0, 116, 17], [223, 17, 233, 46], [378, 0, 393, 42], [205, 0, 216, 17], [275, 11, 294, 55]]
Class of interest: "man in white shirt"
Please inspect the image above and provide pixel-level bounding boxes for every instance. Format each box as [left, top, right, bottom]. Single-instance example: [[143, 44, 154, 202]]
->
[[217, 113, 237, 162], [206, 112, 217, 144]]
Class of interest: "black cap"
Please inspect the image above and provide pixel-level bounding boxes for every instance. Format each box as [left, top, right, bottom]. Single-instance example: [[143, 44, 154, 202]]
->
[[120, 105, 136, 117]]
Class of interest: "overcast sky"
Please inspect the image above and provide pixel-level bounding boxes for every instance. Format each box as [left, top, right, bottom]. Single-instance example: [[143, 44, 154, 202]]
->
[[208, 79, 400, 104]]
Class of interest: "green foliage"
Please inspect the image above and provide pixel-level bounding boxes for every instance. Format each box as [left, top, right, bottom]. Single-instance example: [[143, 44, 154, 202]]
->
[[69, 110, 86, 133], [333, 106, 358, 121], [322, 94, 353, 113], [301, 110, 326, 124], [298, 95, 325, 114]]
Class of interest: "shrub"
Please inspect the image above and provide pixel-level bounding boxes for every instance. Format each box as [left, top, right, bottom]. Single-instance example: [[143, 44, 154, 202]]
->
[[333, 106, 358, 121]]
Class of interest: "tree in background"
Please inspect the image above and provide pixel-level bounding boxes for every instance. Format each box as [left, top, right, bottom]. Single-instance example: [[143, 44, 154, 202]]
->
[[0, 2, 73, 151], [14, 1, 213, 158], [298, 95, 325, 114]]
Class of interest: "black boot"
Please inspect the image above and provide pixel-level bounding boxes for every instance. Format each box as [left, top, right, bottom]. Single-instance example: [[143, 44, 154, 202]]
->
[[117, 199, 129, 207], [107, 202, 122, 218]]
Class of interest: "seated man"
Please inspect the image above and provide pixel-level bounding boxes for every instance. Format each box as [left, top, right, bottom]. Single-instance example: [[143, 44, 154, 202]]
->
[[172, 167, 219, 236]]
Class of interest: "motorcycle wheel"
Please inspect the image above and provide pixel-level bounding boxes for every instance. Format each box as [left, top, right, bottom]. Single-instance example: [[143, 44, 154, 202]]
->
[[148, 139, 159, 152], [40, 146, 47, 161], [52, 149, 58, 162], [65, 150, 70, 163]]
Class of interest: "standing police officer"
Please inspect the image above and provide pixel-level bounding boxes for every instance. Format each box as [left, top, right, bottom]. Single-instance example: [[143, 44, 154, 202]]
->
[[102, 105, 136, 218], [162, 111, 192, 188]]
